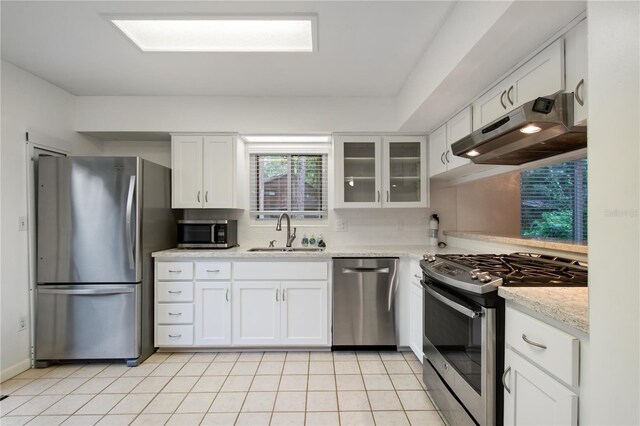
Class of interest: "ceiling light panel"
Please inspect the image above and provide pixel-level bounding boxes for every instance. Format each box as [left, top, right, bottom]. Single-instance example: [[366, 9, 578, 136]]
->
[[110, 17, 316, 52]]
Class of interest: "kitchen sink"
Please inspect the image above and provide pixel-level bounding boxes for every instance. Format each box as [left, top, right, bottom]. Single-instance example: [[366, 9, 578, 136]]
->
[[247, 247, 325, 252]]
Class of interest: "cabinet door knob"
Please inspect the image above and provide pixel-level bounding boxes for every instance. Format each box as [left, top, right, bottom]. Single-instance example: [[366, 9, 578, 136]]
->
[[226, 289, 230, 302], [205, 191, 209, 203], [386, 191, 390, 202], [507, 85, 514, 105], [440, 152, 446, 165], [282, 289, 286, 302], [500, 90, 507, 109], [502, 366, 512, 393], [575, 79, 585, 106], [197, 191, 201, 203], [445, 150, 450, 163], [276, 289, 279, 302], [377, 191, 381, 203]]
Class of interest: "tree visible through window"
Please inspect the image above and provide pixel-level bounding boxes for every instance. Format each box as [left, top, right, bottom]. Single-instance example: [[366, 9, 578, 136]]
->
[[520, 158, 587, 242], [250, 154, 327, 220]]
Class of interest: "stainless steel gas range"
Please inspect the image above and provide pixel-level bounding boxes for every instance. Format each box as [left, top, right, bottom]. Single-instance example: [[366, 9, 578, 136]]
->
[[420, 253, 587, 426]]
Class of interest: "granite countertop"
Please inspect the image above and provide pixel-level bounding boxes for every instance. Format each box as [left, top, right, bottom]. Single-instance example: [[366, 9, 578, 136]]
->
[[444, 231, 588, 255], [152, 244, 476, 260], [498, 286, 589, 334]]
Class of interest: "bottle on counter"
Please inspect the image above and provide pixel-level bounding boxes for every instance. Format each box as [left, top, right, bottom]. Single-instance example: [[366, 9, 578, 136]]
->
[[309, 235, 317, 247], [317, 235, 326, 248], [301, 235, 309, 247], [429, 214, 440, 247]]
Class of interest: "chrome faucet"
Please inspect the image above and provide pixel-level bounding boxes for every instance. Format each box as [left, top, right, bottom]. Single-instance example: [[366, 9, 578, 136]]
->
[[276, 213, 297, 247]]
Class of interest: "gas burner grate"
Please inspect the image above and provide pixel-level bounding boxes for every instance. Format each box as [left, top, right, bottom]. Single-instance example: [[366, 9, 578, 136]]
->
[[436, 252, 588, 286]]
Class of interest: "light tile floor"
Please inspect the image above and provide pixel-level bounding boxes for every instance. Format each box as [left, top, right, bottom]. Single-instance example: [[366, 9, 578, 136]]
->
[[0, 351, 445, 426]]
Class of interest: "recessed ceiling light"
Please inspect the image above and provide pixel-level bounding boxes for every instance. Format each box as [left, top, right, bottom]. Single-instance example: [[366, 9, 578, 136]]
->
[[243, 135, 331, 143], [109, 16, 316, 52]]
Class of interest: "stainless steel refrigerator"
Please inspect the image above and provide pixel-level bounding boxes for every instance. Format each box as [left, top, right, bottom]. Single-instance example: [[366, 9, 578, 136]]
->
[[35, 157, 175, 367]]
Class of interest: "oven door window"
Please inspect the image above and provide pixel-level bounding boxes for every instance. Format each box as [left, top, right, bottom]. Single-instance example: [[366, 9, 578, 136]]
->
[[178, 225, 213, 244], [424, 281, 484, 394]]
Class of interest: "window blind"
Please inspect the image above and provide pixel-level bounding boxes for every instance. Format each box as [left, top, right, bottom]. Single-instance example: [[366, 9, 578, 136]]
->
[[520, 158, 588, 242], [250, 153, 328, 220]]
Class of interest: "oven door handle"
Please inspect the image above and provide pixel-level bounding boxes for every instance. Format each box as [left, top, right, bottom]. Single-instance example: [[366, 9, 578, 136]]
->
[[422, 282, 483, 318]]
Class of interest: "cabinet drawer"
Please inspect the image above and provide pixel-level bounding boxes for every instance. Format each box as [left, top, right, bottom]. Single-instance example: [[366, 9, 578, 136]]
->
[[234, 262, 328, 280], [157, 262, 193, 280], [157, 282, 194, 302], [157, 303, 194, 324], [195, 262, 231, 280], [157, 325, 193, 346], [505, 307, 579, 387]]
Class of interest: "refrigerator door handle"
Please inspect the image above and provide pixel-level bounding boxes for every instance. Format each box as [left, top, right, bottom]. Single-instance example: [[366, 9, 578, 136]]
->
[[38, 288, 135, 295], [125, 175, 136, 270]]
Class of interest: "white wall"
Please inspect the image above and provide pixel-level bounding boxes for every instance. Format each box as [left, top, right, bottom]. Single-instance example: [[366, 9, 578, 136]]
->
[[75, 96, 397, 134], [0, 60, 103, 380], [102, 140, 171, 168], [582, 2, 640, 424]]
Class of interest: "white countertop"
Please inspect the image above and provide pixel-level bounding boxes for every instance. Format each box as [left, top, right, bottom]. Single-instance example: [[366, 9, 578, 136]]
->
[[499, 286, 589, 334], [152, 244, 476, 260]]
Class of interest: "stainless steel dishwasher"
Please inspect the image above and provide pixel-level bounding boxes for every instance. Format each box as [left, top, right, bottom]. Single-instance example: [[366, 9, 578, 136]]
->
[[333, 258, 399, 347]]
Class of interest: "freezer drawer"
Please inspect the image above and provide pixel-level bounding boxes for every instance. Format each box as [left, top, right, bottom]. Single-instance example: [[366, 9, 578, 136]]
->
[[35, 284, 140, 361]]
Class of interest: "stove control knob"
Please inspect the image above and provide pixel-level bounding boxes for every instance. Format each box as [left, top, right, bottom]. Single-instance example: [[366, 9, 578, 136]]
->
[[470, 272, 478, 280], [479, 275, 492, 283], [426, 256, 436, 263]]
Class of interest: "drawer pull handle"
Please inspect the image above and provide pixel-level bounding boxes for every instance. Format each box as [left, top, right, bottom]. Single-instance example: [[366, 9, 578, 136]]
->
[[502, 366, 511, 393], [206, 269, 221, 273], [168, 312, 182, 316], [226, 289, 230, 302], [168, 290, 183, 294], [168, 270, 182, 273], [168, 334, 182, 338], [522, 334, 547, 350]]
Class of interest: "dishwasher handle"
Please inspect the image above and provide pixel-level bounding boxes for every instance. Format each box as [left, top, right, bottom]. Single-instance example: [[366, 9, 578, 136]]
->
[[342, 267, 390, 274]]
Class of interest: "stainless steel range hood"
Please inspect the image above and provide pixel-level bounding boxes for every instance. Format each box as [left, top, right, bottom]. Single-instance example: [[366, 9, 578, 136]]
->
[[451, 93, 586, 165]]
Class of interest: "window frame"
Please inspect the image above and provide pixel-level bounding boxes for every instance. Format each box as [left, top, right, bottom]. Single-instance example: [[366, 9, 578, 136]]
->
[[519, 157, 588, 242], [246, 142, 331, 226]]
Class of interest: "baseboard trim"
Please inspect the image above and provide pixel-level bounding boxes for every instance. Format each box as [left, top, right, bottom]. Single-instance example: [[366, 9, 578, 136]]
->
[[1, 359, 31, 383]]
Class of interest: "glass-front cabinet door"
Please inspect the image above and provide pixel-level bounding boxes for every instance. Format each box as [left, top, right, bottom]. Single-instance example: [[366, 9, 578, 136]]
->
[[382, 136, 427, 207], [335, 136, 382, 208]]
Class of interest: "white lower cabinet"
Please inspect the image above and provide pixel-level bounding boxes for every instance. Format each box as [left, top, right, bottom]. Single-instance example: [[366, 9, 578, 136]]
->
[[233, 280, 329, 347], [195, 282, 231, 346], [155, 259, 330, 348], [504, 349, 578, 425], [232, 281, 282, 346], [409, 280, 423, 361], [281, 281, 328, 345], [503, 306, 579, 425]]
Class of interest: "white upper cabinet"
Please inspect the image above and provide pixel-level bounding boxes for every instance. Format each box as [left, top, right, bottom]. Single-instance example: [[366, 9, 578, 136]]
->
[[172, 135, 203, 208], [565, 19, 587, 125], [202, 135, 235, 208], [473, 39, 565, 130], [335, 134, 427, 208], [429, 106, 472, 178], [335, 135, 382, 208], [172, 134, 236, 209], [382, 136, 428, 207]]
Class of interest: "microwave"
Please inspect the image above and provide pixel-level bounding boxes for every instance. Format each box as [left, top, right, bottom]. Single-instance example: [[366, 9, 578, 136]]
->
[[177, 220, 238, 249]]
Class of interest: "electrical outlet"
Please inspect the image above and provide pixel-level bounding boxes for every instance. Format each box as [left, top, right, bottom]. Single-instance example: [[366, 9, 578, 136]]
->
[[336, 219, 347, 232], [18, 216, 27, 232], [18, 315, 27, 332]]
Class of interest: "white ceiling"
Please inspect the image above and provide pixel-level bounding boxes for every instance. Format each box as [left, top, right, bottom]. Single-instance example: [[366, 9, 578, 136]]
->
[[0, 1, 454, 97]]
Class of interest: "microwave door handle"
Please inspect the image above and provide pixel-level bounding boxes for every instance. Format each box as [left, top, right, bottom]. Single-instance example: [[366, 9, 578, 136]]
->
[[423, 283, 482, 318], [125, 175, 136, 270]]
